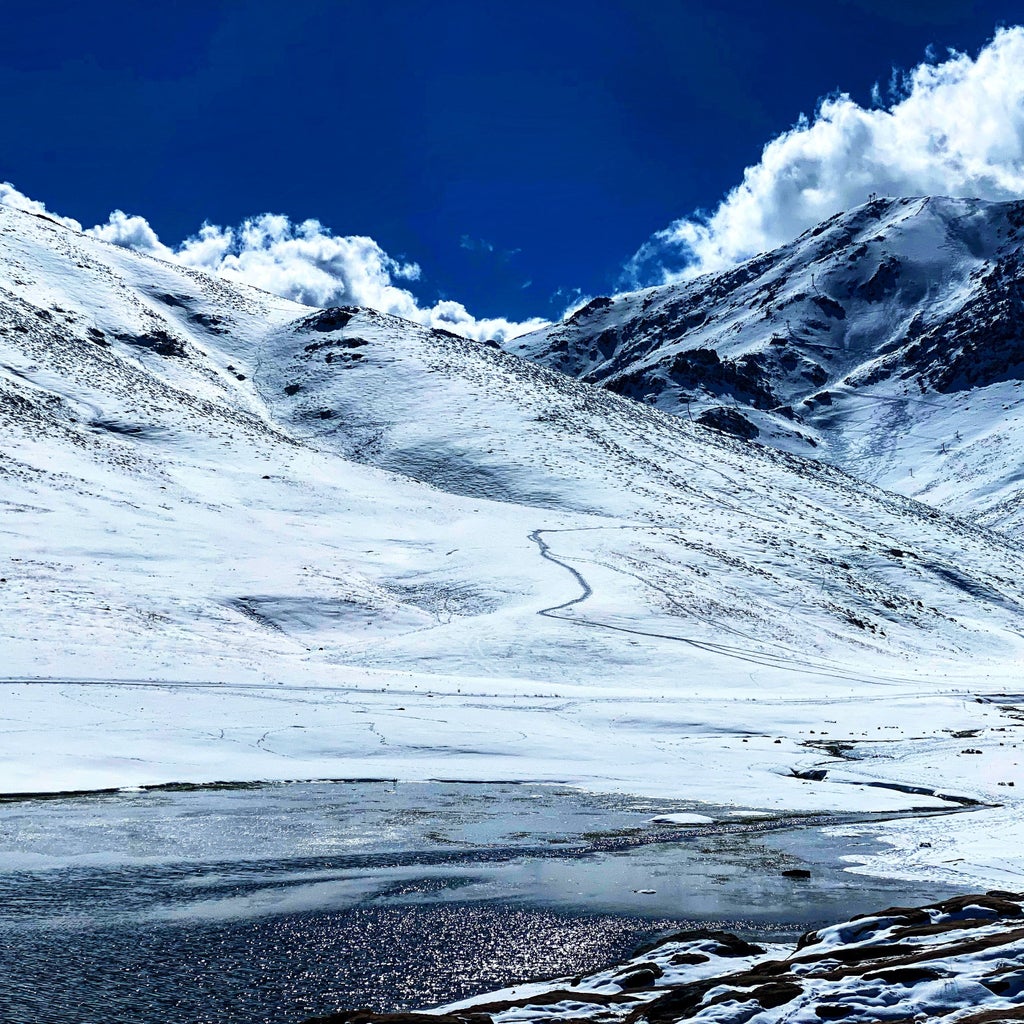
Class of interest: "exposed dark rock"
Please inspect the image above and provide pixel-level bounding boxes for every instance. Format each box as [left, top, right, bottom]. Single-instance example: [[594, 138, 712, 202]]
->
[[301, 307, 359, 333], [463, 989, 635, 1015], [189, 311, 230, 333], [863, 966, 945, 985], [663, 348, 776, 409], [615, 963, 662, 989], [934, 893, 1023, 918], [811, 294, 846, 320], [634, 929, 765, 958], [856, 256, 902, 302], [815, 1004, 855, 1020], [801, 361, 828, 386], [696, 406, 759, 440], [304, 336, 370, 354], [303, 1013, 493, 1024], [981, 969, 1024, 996], [707, 980, 802, 1010], [114, 329, 187, 358], [566, 296, 614, 323], [624, 980, 720, 1024], [668, 952, 709, 966]]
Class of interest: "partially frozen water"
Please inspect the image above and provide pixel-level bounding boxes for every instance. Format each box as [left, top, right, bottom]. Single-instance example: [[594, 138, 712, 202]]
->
[[0, 781, 963, 1023]]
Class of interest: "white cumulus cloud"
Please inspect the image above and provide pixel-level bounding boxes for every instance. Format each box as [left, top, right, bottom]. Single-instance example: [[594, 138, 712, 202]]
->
[[628, 26, 1024, 284], [88, 209, 546, 342], [0, 183, 83, 231], [89, 209, 175, 259], [2, 184, 545, 342]]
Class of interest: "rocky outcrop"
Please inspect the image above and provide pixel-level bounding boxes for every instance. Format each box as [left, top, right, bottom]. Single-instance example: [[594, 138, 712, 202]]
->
[[307, 891, 1024, 1024]]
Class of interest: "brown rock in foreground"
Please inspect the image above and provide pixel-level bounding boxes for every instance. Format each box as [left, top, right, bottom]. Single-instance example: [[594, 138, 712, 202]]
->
[[303, 891, 1024, 1024], [303, 1015, 493, 1024]]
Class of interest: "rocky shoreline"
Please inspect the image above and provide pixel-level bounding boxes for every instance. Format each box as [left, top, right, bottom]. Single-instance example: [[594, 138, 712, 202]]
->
[[305, 892, 1024, 1023]]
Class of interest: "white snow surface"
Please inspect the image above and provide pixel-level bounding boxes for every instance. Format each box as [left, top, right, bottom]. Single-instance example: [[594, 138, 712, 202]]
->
[[649, 813, 716, 826], [3, 205, 1024, 889]]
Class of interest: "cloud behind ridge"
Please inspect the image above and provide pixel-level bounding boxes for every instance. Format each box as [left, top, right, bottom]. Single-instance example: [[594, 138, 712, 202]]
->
[[89, 210, 546, 342], [628, 26, 1024, 285], [0, 184, 545, 342]]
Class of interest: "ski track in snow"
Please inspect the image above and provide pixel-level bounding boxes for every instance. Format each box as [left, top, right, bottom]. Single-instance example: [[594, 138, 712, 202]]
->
[[528, 525, 962, 687]]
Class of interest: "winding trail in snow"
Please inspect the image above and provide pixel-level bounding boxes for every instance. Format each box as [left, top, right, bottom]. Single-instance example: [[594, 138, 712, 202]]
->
[[526, 525, 967, 688], [528, 527, 593, 617]]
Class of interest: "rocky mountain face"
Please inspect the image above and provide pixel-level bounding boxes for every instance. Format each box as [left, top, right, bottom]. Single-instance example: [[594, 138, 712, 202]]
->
[[513, 197, 1024, 532]]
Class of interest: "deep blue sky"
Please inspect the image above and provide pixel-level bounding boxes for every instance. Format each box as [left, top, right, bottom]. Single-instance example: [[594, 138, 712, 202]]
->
[[0, 1, 1019, 319]]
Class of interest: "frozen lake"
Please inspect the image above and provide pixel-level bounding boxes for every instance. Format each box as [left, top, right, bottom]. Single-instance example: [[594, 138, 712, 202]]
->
[[0, 781, 966, 1023]]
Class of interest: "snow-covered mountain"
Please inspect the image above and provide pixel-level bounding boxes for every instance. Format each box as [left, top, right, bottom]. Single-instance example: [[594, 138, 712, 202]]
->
[[513, 197, 1024, 532], [3, 202, 1024, 892]]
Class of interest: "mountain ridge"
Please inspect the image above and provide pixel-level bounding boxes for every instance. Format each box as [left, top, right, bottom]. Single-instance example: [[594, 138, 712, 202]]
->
[[513, 196, 1024, 532]]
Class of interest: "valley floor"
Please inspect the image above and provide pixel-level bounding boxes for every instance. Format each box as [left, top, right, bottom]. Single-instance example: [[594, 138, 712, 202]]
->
[[4, 201, 1024, 909]]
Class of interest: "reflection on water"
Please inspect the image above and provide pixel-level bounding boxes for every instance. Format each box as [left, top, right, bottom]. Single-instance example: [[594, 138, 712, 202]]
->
[[0, 781, 962, 1024], [2, 903, 689, 1023]]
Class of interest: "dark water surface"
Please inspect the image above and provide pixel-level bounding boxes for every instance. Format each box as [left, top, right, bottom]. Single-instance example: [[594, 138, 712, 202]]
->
[[0, 781, 965, 1024]]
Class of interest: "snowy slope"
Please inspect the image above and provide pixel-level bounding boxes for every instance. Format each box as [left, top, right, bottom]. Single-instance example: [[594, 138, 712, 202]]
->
[[514, 197, 1024, 532], [3, 205, 1024, 889]]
